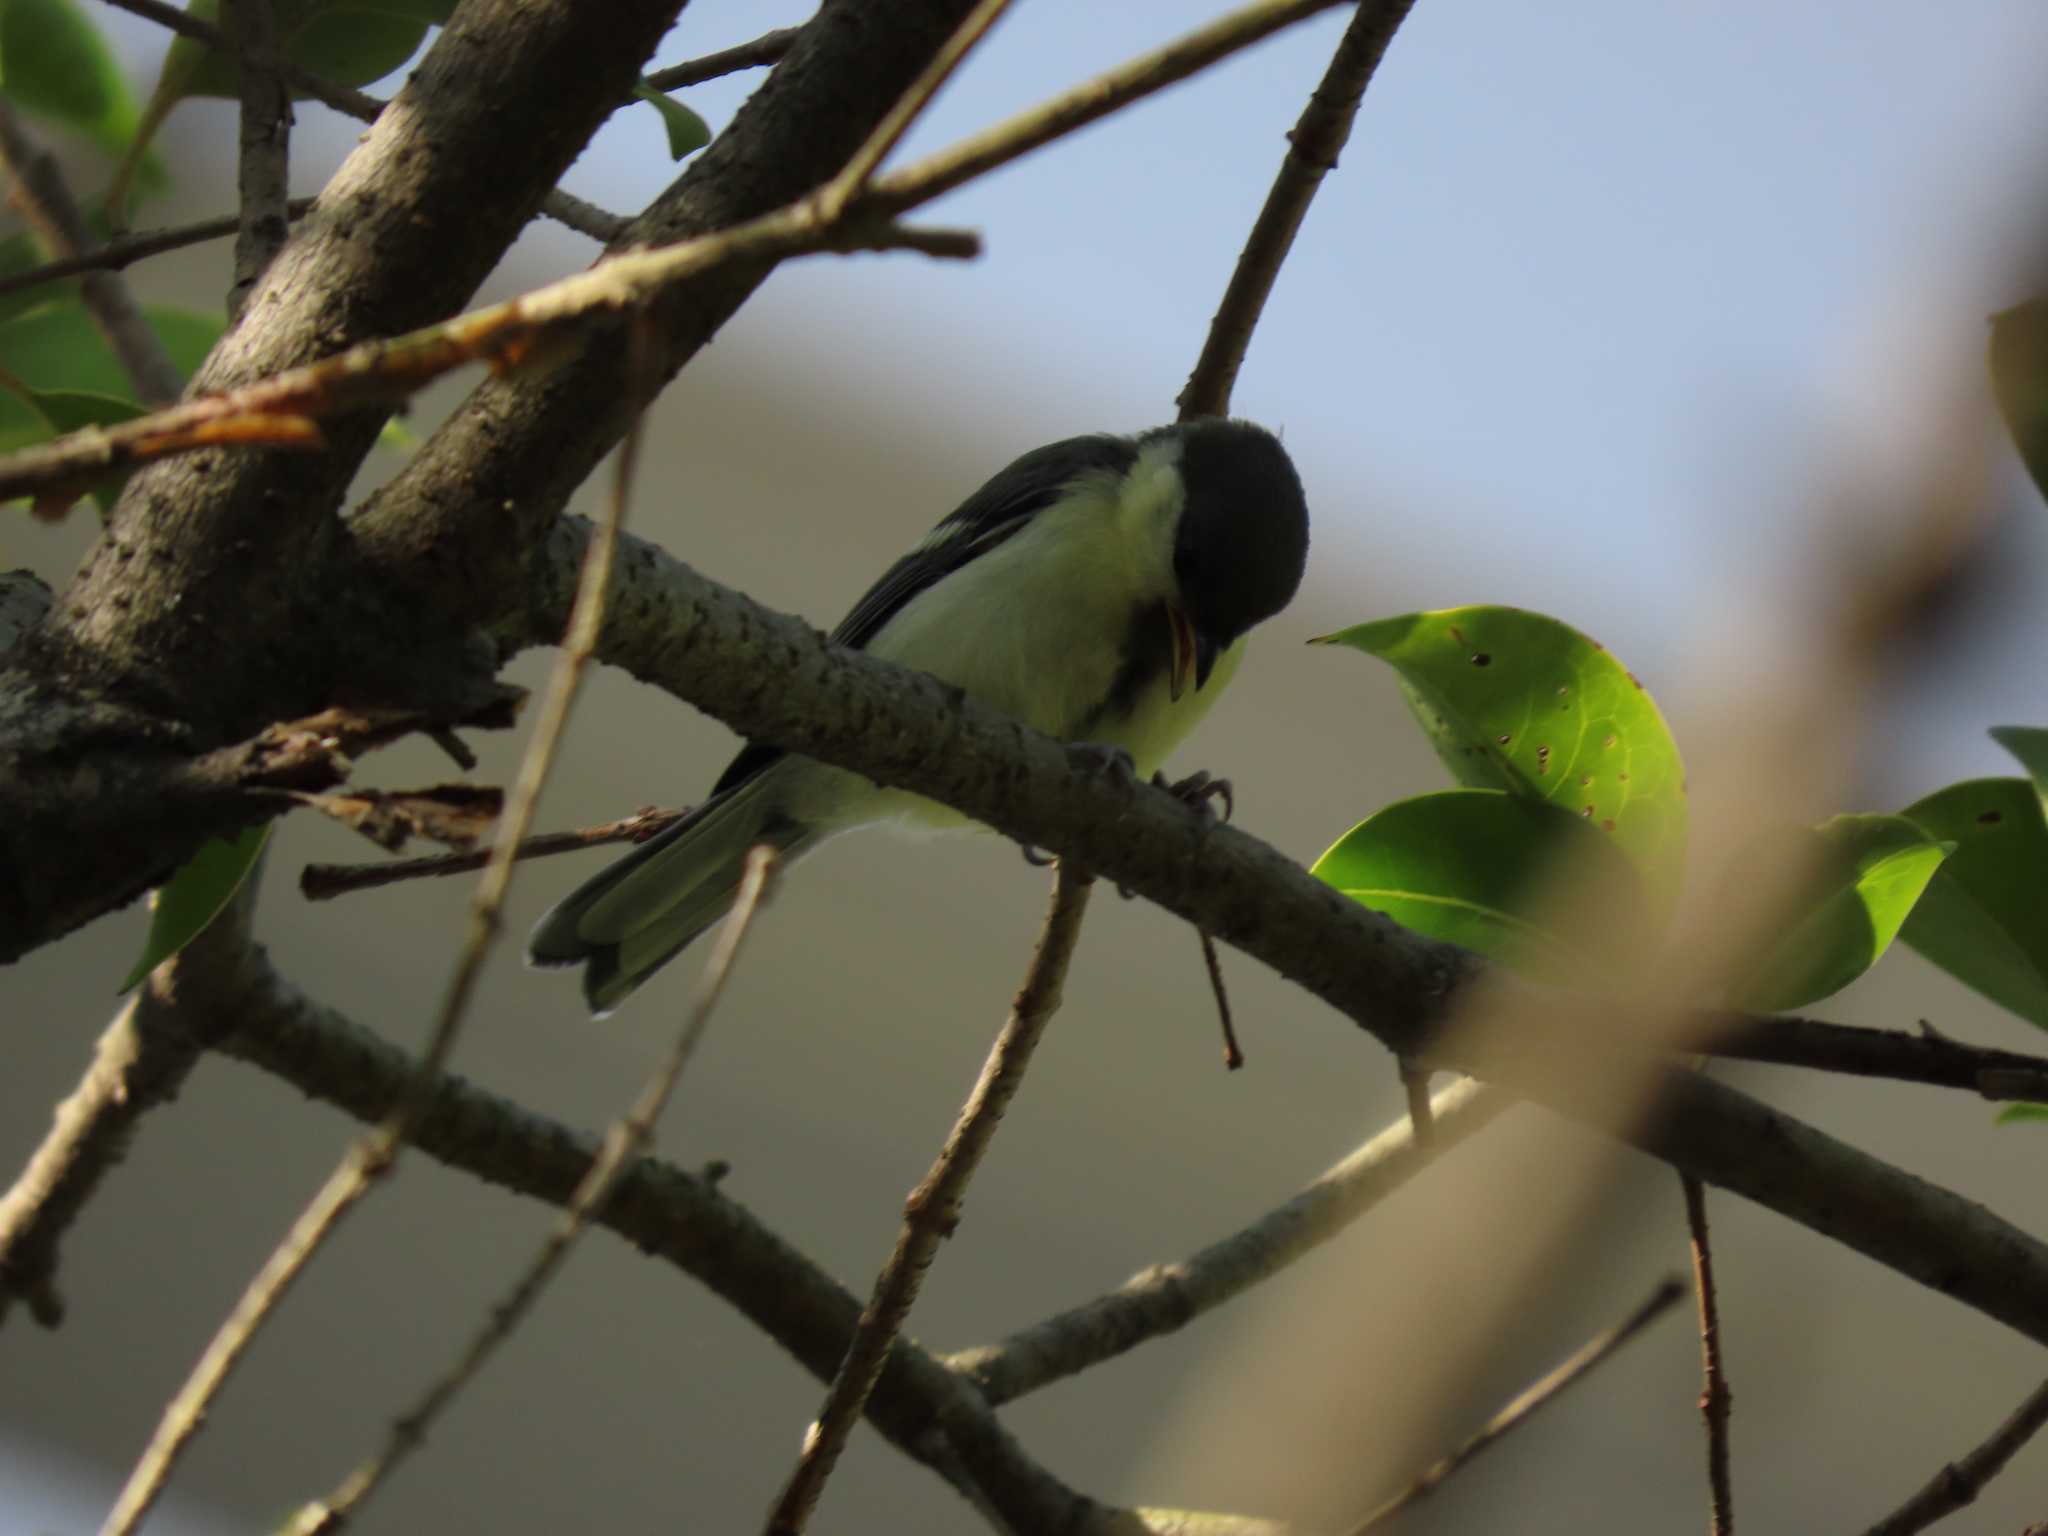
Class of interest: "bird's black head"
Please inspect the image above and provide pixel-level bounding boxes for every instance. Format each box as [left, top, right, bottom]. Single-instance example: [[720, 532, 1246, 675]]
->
[[1160, 419, 1310, 676]]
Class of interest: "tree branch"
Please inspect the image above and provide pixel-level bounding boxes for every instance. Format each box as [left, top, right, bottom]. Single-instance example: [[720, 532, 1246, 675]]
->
[[1682, 1173, 1734, 1535], [1179, 0, 1416, 419], [951, 1078, 1509, 1404], [1348, 1277, 1687, 1533], [0, 872, 260, 1330], [504, 518, 2048, 1354], [768, 857, 1092, 1534], [291, 848, 781, 1534], [225, 0, 292, 322], [0, 200, 316, 300], [299, 805, 688, 900], [644, 27, 800, 92], [1860, 1375, 2048, 1536]]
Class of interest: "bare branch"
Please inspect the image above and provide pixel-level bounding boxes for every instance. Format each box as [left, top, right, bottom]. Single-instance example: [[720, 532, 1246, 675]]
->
[[0, 214, 975, 513], [1860, 1376, 2048, 1536], [300, 805, 687, 899], [0, 101, 182, 404], [516, 519, 2048, 1355], [194, 950, 1239, 1533], [1348, 1278, 1688, 1533], [643, 27, 800, 92], [952, 1079, 1509, 1404], [291, 848, 780, 1533], [226, 0, 293, 321], [0, 875, 260, 1330], [0, 201, 316, 300], [767, 860, 1095, 1534], [1179, 0, 1417, 419], [1682, 1174, 1734, 1534], [98, 325, 652, 1536]]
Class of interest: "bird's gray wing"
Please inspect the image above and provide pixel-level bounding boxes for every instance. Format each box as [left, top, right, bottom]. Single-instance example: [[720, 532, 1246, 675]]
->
[[708, 432, 1138, 796]]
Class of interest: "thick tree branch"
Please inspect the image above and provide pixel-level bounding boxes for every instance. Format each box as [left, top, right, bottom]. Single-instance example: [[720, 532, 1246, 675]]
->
[[504, 519, 2048, 1353], [202, 955, 1264, 1535]]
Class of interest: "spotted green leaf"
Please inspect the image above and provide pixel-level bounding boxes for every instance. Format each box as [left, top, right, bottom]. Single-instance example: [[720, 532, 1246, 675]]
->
[[1312, 788, 1654, 982], [119, 825, 268, 991], [1732, 814, 1952, 1012], [1996, 1103, 2048, 1126], [1899, 777, 2048, 1032], [1314, 606, 1687, 914]]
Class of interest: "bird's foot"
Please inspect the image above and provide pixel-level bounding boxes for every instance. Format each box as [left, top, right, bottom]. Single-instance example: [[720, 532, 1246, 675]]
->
[[1155, 768, 1234, 825], [1066, 740, 1138, 786]]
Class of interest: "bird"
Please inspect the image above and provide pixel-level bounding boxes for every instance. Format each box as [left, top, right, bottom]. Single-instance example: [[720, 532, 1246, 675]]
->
[[528, 417, 1311, 1013]]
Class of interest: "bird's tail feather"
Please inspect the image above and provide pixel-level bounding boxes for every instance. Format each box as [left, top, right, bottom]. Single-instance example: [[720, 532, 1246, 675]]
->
[[526, 774, 813, 1015]]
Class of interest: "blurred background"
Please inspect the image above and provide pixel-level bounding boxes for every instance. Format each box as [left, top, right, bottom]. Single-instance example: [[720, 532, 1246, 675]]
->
[[7, 0, 2048, 1530]]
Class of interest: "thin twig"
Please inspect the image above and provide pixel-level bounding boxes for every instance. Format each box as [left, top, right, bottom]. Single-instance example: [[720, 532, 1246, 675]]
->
[[289, 847, 780, 1534], [765, 861, 1096, 1535], [1178, 0, 1416, 420], [226, 0, 292, 322], [0, 101, 182, 404], [0, 871, 262, 1330], [1197, 930, 1244, 1068], [826, 0, 1014, 209], [1700, 1013, 2048, 1102], [1860, 1376, 2048, 1536], [1683, 1172, 1734, 1534], [643, 26, 799, 92], [950, 1079, 1507, 1404], [1348, 1277, 1688, 1534], [862, 0, 1362, 221], [0, 201, 315, 300], [95, 315, 654, 1536], [91, 0, 625, 243], [299, 805, 688, 900], [1400, 1062, 1435, 1149]]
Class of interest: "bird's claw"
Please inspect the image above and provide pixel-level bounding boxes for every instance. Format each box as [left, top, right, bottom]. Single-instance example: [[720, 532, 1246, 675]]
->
[[1020, 843, 1056, 867], [1067, 740, 1138, 787], [1154, 768, 1234, 824]]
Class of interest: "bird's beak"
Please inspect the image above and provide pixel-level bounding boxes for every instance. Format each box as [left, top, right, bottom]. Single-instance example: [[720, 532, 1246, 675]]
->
[[1167, 604, 1218, 701]]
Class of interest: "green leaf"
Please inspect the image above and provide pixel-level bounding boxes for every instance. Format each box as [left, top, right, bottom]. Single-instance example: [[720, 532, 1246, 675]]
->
[[119, 825, 267, 991], [0, 228, 77, 328], [1314, 606, 1688, 914], [1996, 1103, 2048, 1126], [1991, 299, 2048, 506], [634, 82, 711, 160], [0, 0, 147, 157], [161, 0, 443, 102], [1900, 777, 2048, 1031], [1732, 814, 1952, 1011], [1991, 726, 2048, 799], [1312, 788, 1654, 981], [0, 297, 220, 399]]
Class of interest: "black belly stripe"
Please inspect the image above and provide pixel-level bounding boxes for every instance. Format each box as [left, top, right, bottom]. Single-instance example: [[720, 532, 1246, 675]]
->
[[1080, 601, 1171, 736]]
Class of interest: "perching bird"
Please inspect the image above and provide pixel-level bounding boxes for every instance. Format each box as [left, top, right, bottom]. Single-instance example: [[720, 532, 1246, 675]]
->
[[529, 417, 1311, 1013]]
